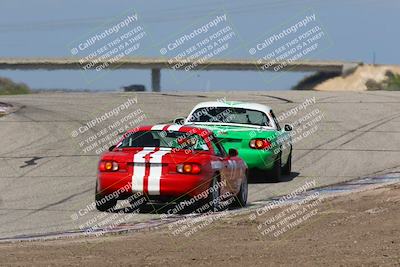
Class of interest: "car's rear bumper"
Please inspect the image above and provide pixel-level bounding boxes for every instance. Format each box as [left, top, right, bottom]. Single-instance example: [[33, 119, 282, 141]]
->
[[238, 149, 277, 170], [97, 172, 212, 199], [220, 143, 277, 170]]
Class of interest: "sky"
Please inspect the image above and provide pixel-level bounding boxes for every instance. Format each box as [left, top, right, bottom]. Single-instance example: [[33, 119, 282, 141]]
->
[[0, 0, 398, 91]]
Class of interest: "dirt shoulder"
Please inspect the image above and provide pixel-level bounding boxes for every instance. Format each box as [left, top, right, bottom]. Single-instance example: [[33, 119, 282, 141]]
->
[[1, 184, 400, 266]]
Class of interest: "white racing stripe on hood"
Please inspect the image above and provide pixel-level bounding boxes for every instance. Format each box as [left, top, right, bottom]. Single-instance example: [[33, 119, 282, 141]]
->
[[132, 149, 154, 192], [147, 149, 171, 195]]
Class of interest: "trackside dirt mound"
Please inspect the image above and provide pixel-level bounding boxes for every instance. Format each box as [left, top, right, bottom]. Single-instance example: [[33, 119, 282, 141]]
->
[[295, 64, 400, 91]]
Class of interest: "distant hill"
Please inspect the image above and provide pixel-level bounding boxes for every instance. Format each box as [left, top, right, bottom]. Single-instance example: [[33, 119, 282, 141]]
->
[[293, 65, 400, 91], [0, 77, 31, 95]]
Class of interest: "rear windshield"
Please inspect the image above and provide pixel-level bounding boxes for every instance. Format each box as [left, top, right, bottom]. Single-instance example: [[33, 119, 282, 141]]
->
[[117, 130, 209, 151], [187, 107, 271, 126]]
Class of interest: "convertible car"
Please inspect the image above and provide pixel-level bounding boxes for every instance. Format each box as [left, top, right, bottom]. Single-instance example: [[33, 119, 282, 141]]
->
[[175, 101, 292, 182], [96, 124, 248, 212]]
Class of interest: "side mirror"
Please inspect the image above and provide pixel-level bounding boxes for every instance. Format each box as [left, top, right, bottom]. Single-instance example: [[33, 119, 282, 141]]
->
[[228, 148, 238, 157], [173, 117, 186, 125], [284, 124, 293, 131], [108, 145, 116, 151]]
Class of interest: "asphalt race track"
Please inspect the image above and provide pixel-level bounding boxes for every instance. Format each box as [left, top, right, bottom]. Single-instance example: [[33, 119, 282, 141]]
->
[[0, 91, 400, 239]]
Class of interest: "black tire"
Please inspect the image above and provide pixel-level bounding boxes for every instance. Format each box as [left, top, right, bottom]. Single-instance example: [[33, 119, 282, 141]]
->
[[129, 193, 148, 211], [270, 153, 282, 182], [231, 172, 248, 208], [207, 174, 221, 212], [95, 182, 117, 212], [282, 148, 292, 175]]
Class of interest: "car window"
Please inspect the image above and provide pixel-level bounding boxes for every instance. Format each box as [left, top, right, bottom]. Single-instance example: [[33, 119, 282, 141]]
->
[[187, 107, 271, 126], [270, 110, 281, 130], [118, 130, 209, 151], [211, 138, 226, 157]]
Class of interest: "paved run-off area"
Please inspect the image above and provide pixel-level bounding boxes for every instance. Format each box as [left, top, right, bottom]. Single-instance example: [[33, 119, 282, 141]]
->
[[0, 91, 399, 240]]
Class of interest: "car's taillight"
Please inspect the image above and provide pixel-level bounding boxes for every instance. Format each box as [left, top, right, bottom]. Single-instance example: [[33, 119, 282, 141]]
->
[[99, 161, 119, 172], [249, 139, 271, 149], [176, 163, 201, 174]]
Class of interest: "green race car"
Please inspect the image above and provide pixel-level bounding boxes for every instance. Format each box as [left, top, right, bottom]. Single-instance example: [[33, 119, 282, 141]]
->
[[175, 101, 293, 182]]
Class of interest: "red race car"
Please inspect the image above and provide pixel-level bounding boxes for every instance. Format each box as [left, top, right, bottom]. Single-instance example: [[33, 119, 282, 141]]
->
[[96, 124, 248, 213]]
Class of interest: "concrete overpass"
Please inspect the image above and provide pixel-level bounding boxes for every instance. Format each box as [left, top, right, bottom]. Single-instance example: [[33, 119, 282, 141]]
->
[[0, 57, 361, 91]]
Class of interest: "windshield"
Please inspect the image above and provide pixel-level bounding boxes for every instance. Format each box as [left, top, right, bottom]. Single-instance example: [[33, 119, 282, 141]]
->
[[117, 130, 209, 151], [187, 107, 271, 126]]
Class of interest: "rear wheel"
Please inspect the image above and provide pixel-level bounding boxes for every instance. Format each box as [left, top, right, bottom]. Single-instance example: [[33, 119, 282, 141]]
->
[[282, 148, 292, 175], [95, 181, 117, 212], [231, 172, 248, 208], [129, 193, 148, 211], [270, 153, 282, 182], [207, 174, 221, 212]]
